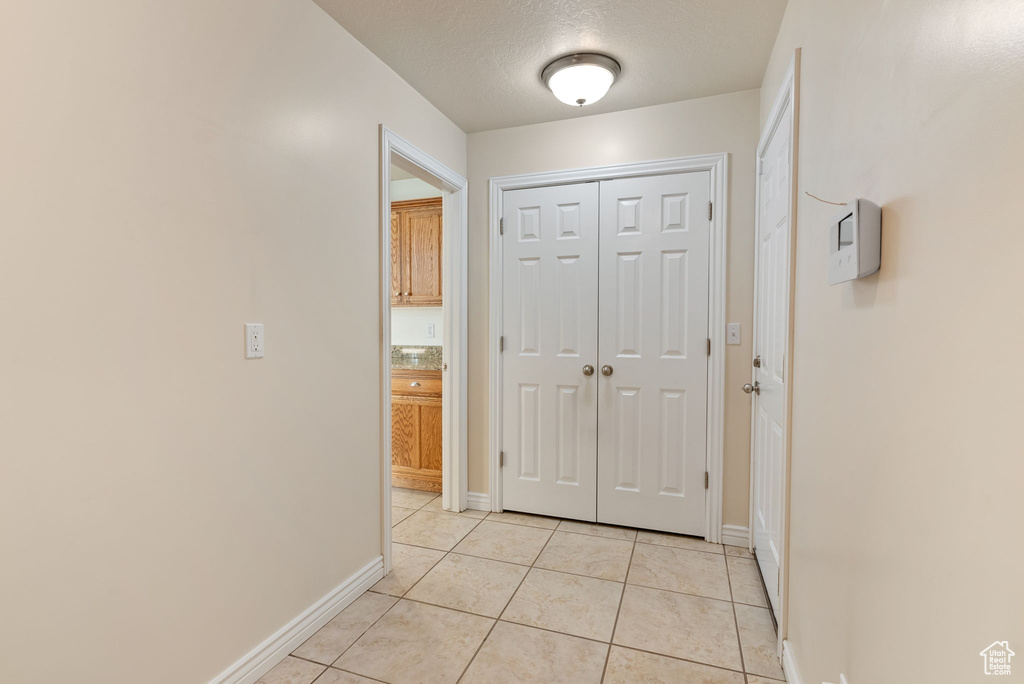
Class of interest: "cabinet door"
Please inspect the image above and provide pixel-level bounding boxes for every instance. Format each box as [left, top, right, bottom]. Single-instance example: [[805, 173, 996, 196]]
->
[[418, 398, 443, 473], [403, 203, 443, 307], [391, 398, 419, 469], [390, 211, 403, 306], [391, 395, 443, 493]]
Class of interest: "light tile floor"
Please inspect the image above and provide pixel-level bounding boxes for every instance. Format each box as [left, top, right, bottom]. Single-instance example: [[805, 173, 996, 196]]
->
[[258, 488, 785, 684]]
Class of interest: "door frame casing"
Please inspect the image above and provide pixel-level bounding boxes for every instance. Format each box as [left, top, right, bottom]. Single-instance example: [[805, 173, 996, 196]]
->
[[487, 153, 730, 543], [749, 50, 800, 650], [380, 126, 469, 574]]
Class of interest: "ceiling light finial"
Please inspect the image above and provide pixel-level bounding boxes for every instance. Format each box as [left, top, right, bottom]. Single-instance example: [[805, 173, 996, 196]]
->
[[541, 53, 621, 107]]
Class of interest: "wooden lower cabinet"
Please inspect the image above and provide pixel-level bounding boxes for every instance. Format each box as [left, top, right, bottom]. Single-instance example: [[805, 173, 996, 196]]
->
[[391, 370, 442, 493]]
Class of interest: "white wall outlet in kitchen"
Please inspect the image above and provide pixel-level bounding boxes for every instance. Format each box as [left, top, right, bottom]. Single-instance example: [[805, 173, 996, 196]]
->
[[245, 323, 264, 359], [727, 323, 741, 345], [426, 323, 435, 339]]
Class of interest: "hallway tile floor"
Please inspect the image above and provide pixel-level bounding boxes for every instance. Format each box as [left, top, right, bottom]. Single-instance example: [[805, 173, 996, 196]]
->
[[257, 488, 785, 684]]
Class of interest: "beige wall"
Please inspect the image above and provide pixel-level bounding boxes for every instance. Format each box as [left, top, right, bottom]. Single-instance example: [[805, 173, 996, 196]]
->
[[466, 90, 761, 527], [762, 0, 1024, 682], [0, 2, 464, 684]]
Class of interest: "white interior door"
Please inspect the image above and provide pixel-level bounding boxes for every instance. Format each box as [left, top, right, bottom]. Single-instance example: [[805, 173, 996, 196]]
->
[[596, 172, 711, 535], [752, 105, 793, 620], [501, 183, 600, 520]]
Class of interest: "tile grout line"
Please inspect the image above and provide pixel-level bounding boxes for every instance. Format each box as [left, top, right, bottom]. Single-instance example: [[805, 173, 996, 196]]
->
[[452, 522, 556, 684], [452, 533, 538, 682], [454, 613, 499, 684], [490, 513, 721, 542], [724, 550, 750, 680], [378, 494, 766, 683], [322, 663, 390, 684], [322, 490, 460, 679], [390, 511, 485, 554], [454, 522, 752, 680], [387, 495, 495, 684], [394, 517, 484, 599], [391, 517, 758, 624], [495, 524, 556, 621], [379, 585, 756, 676], [276, 654, 328, 684], [327, 597, 405, 670], [599, 640, 752, 678], [482, 616, 754, 678], [453, 524, 559, 681], [487, 514, 730, 553], [725, 555, 771, 609], [426, 534, 745, 606], [600, 538, 637, 682]]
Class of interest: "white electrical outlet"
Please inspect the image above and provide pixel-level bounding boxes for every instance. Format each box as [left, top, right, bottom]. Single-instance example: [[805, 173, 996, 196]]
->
[[727, 323, 741, 345], [245, 323, 264, 359], [426, 323, 435, 338]]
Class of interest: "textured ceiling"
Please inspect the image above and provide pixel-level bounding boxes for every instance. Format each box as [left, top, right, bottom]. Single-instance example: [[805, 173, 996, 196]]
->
[[313, 0, 789, 132]]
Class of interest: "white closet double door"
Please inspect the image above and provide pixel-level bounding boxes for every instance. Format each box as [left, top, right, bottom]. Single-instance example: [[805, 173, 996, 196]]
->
[[501, 171, 711, 535]]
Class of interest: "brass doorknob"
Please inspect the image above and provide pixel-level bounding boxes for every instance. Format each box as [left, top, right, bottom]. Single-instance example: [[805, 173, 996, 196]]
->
[[601, 365, 614, 376], [742, 382, 760, 395], [582, 364, 594, 376]]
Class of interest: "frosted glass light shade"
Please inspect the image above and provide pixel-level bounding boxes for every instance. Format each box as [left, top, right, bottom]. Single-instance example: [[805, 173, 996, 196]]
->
[[542, 54, 621, 107]]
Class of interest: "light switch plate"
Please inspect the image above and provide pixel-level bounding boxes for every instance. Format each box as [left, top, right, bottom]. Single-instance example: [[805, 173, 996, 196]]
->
[[727, 323, 741, 345], [245, 323, 264, 359]]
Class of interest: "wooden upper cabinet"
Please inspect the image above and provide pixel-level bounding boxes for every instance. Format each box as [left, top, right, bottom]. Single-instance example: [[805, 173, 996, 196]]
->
[[391, 198, 442, 307]]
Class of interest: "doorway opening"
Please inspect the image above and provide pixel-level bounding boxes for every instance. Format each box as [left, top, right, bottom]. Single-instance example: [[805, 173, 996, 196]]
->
[[380, 128, 468, 574]]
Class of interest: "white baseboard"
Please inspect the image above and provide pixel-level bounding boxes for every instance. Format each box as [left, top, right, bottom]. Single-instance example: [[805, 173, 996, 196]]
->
[[782, 639, 803, 684], [208, 555, 384, 684], [466, 491, 491, 512], [721, 524, 750, 548]]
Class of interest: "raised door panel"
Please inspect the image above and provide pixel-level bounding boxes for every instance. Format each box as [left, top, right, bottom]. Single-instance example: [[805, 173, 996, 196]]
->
[[404, 202, 443, 307], [596, 172, 711, 535], [501, 183, 599, 521]]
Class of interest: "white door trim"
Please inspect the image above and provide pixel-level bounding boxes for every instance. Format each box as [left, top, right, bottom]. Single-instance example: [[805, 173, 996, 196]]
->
[[749, 50, 800, 648], [380, 126, 468, 573], [488, 153, 729, 542]]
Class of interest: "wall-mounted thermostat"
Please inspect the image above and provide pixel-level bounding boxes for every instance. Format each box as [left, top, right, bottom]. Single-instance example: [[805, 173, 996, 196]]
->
[[828, 198, 881, 285]]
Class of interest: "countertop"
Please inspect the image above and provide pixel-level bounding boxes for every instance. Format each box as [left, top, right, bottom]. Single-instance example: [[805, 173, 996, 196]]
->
[[391, 345, 442, 371]]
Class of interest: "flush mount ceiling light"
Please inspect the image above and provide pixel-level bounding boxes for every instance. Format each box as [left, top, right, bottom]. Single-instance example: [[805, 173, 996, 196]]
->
[[541, 53, 621, 107]]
